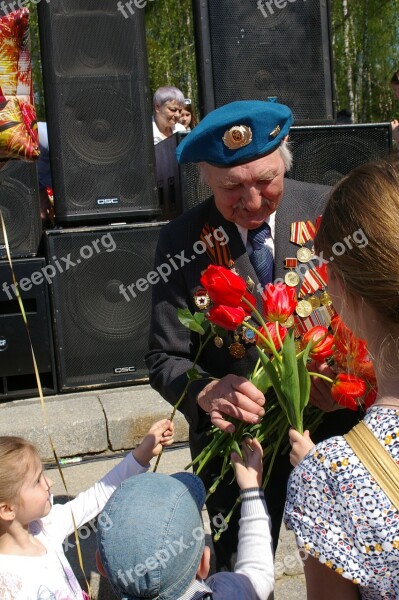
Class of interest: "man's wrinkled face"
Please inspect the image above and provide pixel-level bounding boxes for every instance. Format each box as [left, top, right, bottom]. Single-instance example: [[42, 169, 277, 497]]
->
[[201, 149, 286, 230]]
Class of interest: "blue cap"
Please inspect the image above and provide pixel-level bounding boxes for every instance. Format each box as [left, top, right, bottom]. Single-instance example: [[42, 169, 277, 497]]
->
[[97, 472, 206, 600], [176, 100, 293, 166]]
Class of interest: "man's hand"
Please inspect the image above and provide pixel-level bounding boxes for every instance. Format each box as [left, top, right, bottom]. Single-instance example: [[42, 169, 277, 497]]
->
[[197, 375, 265, 433], [309, 360, 343, 412]]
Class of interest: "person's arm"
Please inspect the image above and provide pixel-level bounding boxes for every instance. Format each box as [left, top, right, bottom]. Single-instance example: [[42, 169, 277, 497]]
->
[[229, 439, 274, 598], [289, 428, 315, 467], [44, 419, 174, 541], [304, 555, 360, 600]]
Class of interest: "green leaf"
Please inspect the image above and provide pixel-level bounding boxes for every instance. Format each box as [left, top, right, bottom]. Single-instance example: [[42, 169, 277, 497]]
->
[[187, 367, 203, 381], [256, 348, 289, 421], [177, 308, 205, 335], [280, 330, 301, 429], [250, 367, 272, 394], [298, 339, 313, 418]]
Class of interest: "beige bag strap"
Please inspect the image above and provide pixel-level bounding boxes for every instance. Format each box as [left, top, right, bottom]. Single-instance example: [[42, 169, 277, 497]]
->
[[344, 421, 399, 511]]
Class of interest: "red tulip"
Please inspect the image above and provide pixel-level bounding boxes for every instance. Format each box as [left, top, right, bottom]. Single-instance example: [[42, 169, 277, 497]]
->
[[200, 265, 246, 307], [302, 326, 334, 362], [262, 282, 297, 324], [331, 373, 367, 411], [207, 305, 246, 330], [256, 322, 287, 351]]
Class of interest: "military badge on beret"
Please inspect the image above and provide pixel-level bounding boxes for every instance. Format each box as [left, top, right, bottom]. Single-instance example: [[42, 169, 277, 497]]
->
[[270, 125, 281, 138], [222, 125, 253, 150]]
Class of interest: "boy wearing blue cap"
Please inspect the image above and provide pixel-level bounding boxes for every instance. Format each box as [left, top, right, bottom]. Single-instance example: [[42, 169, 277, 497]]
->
[[146, 100, 359, 569], [96, 438, 274, 600]]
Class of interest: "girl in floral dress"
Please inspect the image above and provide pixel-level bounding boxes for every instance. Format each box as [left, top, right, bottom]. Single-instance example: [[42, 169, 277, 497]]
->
[[284, 158, 399, 599]]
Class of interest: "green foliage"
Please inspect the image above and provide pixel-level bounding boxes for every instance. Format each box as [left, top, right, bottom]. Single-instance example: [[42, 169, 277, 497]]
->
[[331, 0, 399, 122], [145, 0, 199, 117], [27, 1, 399, 125]]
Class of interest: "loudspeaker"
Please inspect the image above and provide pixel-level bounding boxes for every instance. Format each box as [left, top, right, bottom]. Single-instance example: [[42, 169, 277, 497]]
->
[[38, 1, 159, 224], [0, 161, 42, 259], [0, 258, 57, 400], [45, 223, 164, 391], [193, 0, 335, 123], [287, 123, 393, 186], [155, 132, 212, 220]]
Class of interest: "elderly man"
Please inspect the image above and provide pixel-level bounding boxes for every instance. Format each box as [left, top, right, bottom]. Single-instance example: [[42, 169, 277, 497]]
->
[[146, 100, 358, 570]]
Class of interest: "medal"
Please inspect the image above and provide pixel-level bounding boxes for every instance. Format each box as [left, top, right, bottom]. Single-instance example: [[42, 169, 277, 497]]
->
[[308, 295, 321, 309], [242, 328, 256, 343], [281, 314, 295, 328], [214, 336, 224, 348], [229, 334, 245, 359], [284, 271, 300, 287], [320, 291, 332, 306], [296, 246, 313, 263], [193, 289, 211, 310], [296, 299, 313, 318], [246, 276, 255, 293]]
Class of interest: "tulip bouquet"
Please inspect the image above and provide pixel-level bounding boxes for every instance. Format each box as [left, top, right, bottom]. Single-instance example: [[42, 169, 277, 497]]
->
[[178, 265, 375, 532]]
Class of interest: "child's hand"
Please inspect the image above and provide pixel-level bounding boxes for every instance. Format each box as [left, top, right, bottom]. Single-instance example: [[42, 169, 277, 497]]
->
[[289, 428, 315, 467], [132, 419, 174, 466], [231, 437, 263, 490]]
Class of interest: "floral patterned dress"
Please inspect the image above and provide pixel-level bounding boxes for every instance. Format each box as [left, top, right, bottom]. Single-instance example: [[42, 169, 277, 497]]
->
[[284, 406, 399, 599]]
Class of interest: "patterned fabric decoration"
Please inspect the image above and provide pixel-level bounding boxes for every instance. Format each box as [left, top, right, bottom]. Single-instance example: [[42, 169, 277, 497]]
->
[[285, 406, 399, 599], [248, 223, 274, 288], [0, 8, 38, 160]]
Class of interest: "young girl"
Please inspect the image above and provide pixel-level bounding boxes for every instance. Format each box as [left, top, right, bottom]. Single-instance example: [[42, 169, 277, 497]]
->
[[179, 100, 197, 131], [284, 158, 399, 599], [0, 418, 174, 599]]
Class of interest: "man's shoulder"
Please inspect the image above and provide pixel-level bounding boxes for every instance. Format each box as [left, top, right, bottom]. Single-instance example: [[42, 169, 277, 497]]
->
[[161, 196, 215, 233], [283, 177, 331, 197]]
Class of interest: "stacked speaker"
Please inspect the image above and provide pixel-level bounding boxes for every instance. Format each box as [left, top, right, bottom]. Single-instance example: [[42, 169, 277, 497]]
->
[[1, 1, 165, 398]]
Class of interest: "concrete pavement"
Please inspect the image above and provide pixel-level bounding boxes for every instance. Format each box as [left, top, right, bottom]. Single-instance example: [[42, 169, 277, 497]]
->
[[0, 383, 306, 598]]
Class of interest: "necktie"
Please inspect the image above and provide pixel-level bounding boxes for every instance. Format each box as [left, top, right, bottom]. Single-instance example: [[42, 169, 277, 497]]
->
[[248, 223, 274, 288]]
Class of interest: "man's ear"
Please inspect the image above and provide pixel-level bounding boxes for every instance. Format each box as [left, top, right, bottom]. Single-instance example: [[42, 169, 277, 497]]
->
[[0, 503, 15, 521], [95, 549, 108, 578], [196, 545, 211, 580]]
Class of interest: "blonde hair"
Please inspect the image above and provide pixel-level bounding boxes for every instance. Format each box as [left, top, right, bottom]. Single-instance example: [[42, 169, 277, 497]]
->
[[315, 157, 399, 327], [0, 436, 39, 503]]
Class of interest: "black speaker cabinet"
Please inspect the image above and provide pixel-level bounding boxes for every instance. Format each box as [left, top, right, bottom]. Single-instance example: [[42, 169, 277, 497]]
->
[[155, 132, 212, 220], [0, 258, 57, 400], [0, 161, 42, 259], [287, 123, 393, 186], [38, 1, 159, 224], [45, 223, 164, 391], [193, 0, 335, 123]]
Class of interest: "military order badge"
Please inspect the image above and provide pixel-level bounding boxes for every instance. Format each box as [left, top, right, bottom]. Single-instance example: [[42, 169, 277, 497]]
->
[[222, 125, 253, 150]]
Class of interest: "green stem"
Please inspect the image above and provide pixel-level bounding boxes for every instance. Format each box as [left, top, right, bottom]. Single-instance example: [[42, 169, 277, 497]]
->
[[308, 372, 334, 384], [275, 321, 283, 351], [153, 329, 214, 472], [243, 322, 282, 366]]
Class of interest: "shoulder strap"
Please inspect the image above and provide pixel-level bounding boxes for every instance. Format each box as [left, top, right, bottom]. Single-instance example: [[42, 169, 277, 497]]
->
[[344, 421, 399, 510]]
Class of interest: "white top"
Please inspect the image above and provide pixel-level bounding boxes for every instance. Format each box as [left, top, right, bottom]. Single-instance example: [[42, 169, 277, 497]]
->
[[177, 489, 274, 600], [152, 117, 186, 145], [0, 454, 147, 600]]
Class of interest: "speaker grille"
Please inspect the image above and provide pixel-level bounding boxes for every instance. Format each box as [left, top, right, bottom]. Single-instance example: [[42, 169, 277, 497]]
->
[[0, 161, 42, 259], [288, 124, 393, 186], [38, 1, 158, 223], [195, 0, 334, 123], [45, 224, 163, 390]]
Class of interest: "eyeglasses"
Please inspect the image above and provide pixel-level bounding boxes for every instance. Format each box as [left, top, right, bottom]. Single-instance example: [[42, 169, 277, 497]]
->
[[184, 98, 192, 105]]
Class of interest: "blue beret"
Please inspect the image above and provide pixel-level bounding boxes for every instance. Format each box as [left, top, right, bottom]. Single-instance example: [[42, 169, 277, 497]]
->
[[176, 100, 293, 166]]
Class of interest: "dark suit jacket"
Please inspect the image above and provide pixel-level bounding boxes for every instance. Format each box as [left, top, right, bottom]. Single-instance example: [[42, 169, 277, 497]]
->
[[146, 178, 330, 450]]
